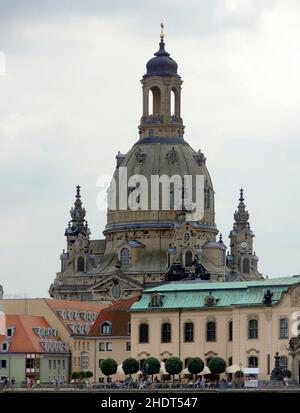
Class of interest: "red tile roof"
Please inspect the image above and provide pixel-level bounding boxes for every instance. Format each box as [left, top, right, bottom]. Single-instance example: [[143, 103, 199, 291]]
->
[[0, 315, 69, 353], [45, 298, 109, 335], [88, 297, 139, 337]]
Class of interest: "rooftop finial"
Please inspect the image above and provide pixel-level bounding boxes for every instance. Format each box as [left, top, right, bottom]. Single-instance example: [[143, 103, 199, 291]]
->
[[239, 188, 244, 202], [76, 185, 81, 199], [160, 22, 164, 40]]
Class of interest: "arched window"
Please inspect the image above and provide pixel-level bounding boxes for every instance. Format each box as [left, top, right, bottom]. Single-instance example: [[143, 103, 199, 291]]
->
[[243, 258, 250, 274], [206, 321, 216, 342], [248, 319, 258, 339], [81, 352, 89, 371], [228, 356, 233, 366], [279, 318, 288, 339], [77, 256, 85, 272], [185, 251, 193, 267], [228, 321, 233, 342], [161, 323, 171, 343], [280, 356, 288, 370], [248, 356, 258, 368], [149, 87, 161, 115], [120, 248, 130, 267], [184, 322, 194, 342], [139, 323, 149, 343], [170, 89, 176, 116], [101, 321, 112, 335], [127, 322, 131, 335]]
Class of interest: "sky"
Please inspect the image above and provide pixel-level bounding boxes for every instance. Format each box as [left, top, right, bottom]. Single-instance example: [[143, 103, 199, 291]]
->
[[1, 0, 300, 297]]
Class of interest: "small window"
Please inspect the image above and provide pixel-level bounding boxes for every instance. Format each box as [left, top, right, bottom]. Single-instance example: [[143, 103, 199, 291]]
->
[[120, 248, 130, 267], [99, 342, 105, 351], [101, 322, 112, 335], [139, 323, 149, 343], [184, 322, 194, 342], [77, 256, 85, 272], [53, 360, 56, 369], [228, 321, 233, 342], [58, 360, 61, 368], [248, 319, 258, 339], [49, 360, 52, 369], [248, 356, 258, 368], [99, 359, 103, 368], [127, 322, 131, 335], [1, 343, 8, 352], [126, 342, 131, 351], [62, 360, 65, 370], [185, 251, 193, 267], [81, 352, 89, 370], [280, 356, 288, 371], [150, 293, 161, 307], [243, 258, 250, 274], [161, 323, 171, 343], [0, 360, 7, 369], [106, 342, 112, 351], [206, 321, 216, 342], [279, 318, 288, 339], [6, 328, 13, 338]]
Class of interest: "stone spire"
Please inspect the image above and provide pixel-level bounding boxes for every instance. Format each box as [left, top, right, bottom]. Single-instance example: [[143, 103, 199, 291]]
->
[[233, 188, 250, 229], [65, 186, 90, 236]]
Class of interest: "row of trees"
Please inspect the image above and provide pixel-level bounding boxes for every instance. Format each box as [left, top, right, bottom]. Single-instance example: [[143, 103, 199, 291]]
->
[[99, 356, 227, 381]]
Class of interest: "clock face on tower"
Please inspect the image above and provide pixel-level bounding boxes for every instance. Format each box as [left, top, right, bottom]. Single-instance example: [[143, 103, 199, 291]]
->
[[240, 241, 248, 249]]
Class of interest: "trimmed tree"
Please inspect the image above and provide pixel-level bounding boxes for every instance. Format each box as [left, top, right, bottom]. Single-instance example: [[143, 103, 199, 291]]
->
[[165, 357, 183, 383], [283, 369, 292, 378], [71, 371, 80, 381], [142, 357, 161, 379], [234, 370, 244, 379], [122, 358, 139, 377], [208, 357, 227, 378], [100, 358, 118, 381], [85, 371, 93, 379], [78, 371, 86, 380], [187, 357, 204, 380]]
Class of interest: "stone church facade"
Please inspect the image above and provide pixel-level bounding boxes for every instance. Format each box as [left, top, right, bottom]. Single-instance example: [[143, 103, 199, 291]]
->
[[49, 30, 263, 303]]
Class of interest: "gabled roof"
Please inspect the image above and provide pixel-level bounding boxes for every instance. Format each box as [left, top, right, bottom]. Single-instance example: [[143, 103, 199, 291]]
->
[[88, 297, 139, 337], [131, 276, 300, 311], [45, 298, 109, 335], [0, 315, 68, 353]]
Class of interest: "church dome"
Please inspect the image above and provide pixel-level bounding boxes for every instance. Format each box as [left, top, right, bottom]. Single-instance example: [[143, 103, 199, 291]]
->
[[144, 40, 179, 78], [106, 138, 216, 230]]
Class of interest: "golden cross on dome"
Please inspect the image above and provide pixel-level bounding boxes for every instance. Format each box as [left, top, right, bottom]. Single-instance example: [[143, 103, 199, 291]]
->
[[160, 22, 164, 40]]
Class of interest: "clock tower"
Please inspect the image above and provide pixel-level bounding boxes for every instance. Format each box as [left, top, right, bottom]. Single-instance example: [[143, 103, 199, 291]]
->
[[227, 189, 262, 280]]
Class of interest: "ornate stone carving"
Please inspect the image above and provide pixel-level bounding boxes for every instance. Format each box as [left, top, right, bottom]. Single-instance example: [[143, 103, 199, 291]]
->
[[135, 148, 147, 163], [166, 147, 178, 164]]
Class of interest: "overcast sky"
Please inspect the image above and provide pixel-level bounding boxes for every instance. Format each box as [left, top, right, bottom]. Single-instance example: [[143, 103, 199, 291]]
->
[[1, 0, 300, 297]]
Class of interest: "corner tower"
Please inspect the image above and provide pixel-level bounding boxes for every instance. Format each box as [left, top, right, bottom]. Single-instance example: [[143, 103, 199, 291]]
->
[[227, 189, 263, 280]]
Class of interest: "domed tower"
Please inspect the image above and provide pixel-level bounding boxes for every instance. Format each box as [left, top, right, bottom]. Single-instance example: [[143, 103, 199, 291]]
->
[[50, 27, 231, 302], [99, 26, 228, 293]]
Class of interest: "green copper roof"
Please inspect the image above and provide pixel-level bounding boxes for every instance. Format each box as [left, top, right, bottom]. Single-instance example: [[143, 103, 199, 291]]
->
[[131, 276, 300, 311]]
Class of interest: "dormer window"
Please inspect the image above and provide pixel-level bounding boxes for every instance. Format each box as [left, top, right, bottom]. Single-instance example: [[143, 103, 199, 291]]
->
[[6, 327, 14, 338], [150, 292, 162, 307], [1, 342, 9, 352], [100, 321, 112, 335]]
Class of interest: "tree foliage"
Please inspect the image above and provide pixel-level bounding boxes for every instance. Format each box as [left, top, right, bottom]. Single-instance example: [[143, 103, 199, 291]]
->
[[142, 357, 160, 377], [122, 358, 139, 376], [165, 357, 183, 377], [187, 357, 204, 376], [208, 357, 227, 375], [100, 358, 118, 378]]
